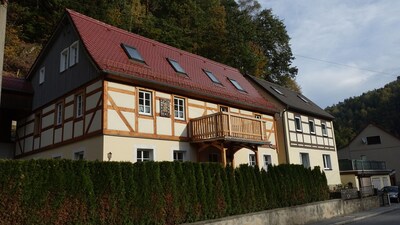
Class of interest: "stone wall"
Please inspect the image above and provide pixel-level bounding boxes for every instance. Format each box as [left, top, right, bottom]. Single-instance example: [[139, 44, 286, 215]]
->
[[184, 196, 379, 225]]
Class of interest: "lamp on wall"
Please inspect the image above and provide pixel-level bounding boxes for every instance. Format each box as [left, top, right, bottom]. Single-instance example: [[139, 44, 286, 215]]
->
[[107, 152, 112, 161]]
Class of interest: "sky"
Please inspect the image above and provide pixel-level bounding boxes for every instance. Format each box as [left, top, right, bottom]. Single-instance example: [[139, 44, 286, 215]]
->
[[259, 0, 400, 108]]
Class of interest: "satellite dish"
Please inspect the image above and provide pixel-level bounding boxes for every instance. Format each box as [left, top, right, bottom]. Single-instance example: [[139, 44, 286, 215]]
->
[[361, 138, 367, 144]]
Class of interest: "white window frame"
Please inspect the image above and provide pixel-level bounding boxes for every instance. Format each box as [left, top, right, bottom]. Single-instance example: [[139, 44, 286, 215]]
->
[[263, 154, 272, 171], [309, 120, 315, 134], [321, 123, 328, 136], [137, 148, 153, 162], [76, 94, 83, 118], [295, 116, 302, 132], [220, 106, 228, 112], [249, 154, 256, 166], [300, 152, 310, 168], [69, 41, 79, 66], [39, 67, 45, 84], [74, 150, 85, 160], [56, 103, 63, 125], [323, 154, 332, 170], [174, 97, 185, 120], [138, 90, 152, 115], [60, 47, 69, 72], [173, 150, 186, 162]]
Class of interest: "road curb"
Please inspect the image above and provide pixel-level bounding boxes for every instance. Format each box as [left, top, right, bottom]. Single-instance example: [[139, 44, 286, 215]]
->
[[332, 206, 400, 225]]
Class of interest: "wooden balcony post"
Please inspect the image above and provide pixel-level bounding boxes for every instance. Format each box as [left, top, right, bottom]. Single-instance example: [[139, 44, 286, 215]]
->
[[221, 147, 227, 167], [254, 147, 260, 167]]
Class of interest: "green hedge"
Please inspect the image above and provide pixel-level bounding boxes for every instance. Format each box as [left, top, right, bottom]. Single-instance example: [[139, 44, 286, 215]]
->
[[0, 160, 329, 224]]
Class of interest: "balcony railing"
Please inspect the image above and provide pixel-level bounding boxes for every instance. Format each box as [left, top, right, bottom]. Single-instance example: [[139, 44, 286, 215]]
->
[[339, 159, 387, 171], [190, 112, 266, 143]]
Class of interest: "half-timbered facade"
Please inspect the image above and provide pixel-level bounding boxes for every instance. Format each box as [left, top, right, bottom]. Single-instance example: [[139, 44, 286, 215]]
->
[[13, 9, 279, 168], [247, 75, 341, 187]]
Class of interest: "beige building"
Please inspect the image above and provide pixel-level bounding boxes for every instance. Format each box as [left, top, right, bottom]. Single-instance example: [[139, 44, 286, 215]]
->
[[246, 76, 342, 188], [338, 124, 399, 186], [11, 9, 279, 169]]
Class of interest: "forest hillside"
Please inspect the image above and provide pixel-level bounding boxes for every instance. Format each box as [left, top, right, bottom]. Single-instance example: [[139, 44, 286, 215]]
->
[[326, 77, 400, 148], [4, 0, 300, 91]]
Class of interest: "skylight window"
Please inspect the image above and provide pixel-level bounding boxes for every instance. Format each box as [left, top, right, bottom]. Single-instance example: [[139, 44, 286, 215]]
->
[[271, 86, 283, 95], [228, 78, 246, 92], [297, 94, 309, 103], [167, 58, 186, 74], [121, 44, 145, 62], [203, 70, 221, 84]]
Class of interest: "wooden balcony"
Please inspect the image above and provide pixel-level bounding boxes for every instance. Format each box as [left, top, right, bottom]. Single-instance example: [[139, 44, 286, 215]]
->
[[190, 112, 268, 144]]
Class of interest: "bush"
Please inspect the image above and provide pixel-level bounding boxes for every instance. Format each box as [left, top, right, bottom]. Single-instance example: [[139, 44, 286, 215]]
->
[[0, 160, 329, 224]]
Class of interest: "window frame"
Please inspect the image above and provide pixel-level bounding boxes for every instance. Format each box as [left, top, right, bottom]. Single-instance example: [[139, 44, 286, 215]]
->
[[121, 43, 145, 63], [55, 103, 63, 126], [203, 69, 221, 84], [173, 150, 186, 162], [228, 78, 246, 92], [74, 151, 85, 160], [321, 122, 328, 136], [263, 154, 272, 171], [309, 120, 315, 134], [300, 152, 310, 168], [75, 94, 84, 118], [366, 136, 381, 145], [60, 47, 69, 72], [220, 106, 229, 112], [173, 97, 185, 120], [138, 90, 152, 116], [69, 41, 79, 66], [167, 58, 186, 74], [323, 154, 332, 170], [294, 116, 302, 132], [249, 154, 256, 166], [39, 66, 45, 85], [137, 148, 153, 162]]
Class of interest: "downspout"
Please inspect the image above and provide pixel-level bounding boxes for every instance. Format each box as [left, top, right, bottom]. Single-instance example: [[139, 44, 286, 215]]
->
[[0, 1, 7, 104], [281, 107, 290, 164]]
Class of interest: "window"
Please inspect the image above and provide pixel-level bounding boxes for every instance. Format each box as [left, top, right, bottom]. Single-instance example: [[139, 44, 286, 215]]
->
[[323, 154, 332, 170], [60, 48, 69, 72], [228, 78, 246, 92], [295, 116, 302, 132], [39, 67, 45, 84], [69, 41, 79, 66], [249, 154, 256, 166], [76, 94, 83, 118], [34, 113, 41, 136], [137, 149, 153, 162], [271, 86, 283, 95], [309, 120, 315, 134], [53, 155, 62, 159], [56, 103, 63, 125], [255, 114, 262, 119], [263, 155, 272, 171], [138, 90, 152, 115], [220, 106, 228, 112], [298, 94, 309, 103], [167, 58, 186, 74], [203, 70, 221, 84], [74, 151, 84, 160], [10, 120, 17, 141], [209, 153, 219, 162], [300, 153, 310, 168], [121, 44, 145, 62], [173, 151, 185, 162], [366, 136, 381, 145], [321, 123, 328, 136], [174, 97, 185, 120]]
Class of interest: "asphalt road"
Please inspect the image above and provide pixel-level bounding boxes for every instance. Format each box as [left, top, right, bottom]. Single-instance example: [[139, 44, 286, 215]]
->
[[349, 206, 400, 225]]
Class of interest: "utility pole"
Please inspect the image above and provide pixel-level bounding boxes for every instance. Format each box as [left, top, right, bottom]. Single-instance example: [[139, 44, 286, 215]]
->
[[0, 0, 8, 105]]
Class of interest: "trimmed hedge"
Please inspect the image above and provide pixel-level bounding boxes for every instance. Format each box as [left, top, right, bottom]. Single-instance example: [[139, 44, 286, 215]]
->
[[0, 160, 329, 224]]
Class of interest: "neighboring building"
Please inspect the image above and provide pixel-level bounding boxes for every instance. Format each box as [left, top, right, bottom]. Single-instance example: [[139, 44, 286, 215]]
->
[[10, 9, 280, 168], [246, 75, 341, 188], [0, 76, 32, 158], [339, 158, 391, 192], [338, 124, 400, 186]]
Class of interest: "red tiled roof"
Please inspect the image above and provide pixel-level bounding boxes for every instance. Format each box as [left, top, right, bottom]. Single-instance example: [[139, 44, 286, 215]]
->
[[2, 76, 32, 93], [67, 9, 277, 113]]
